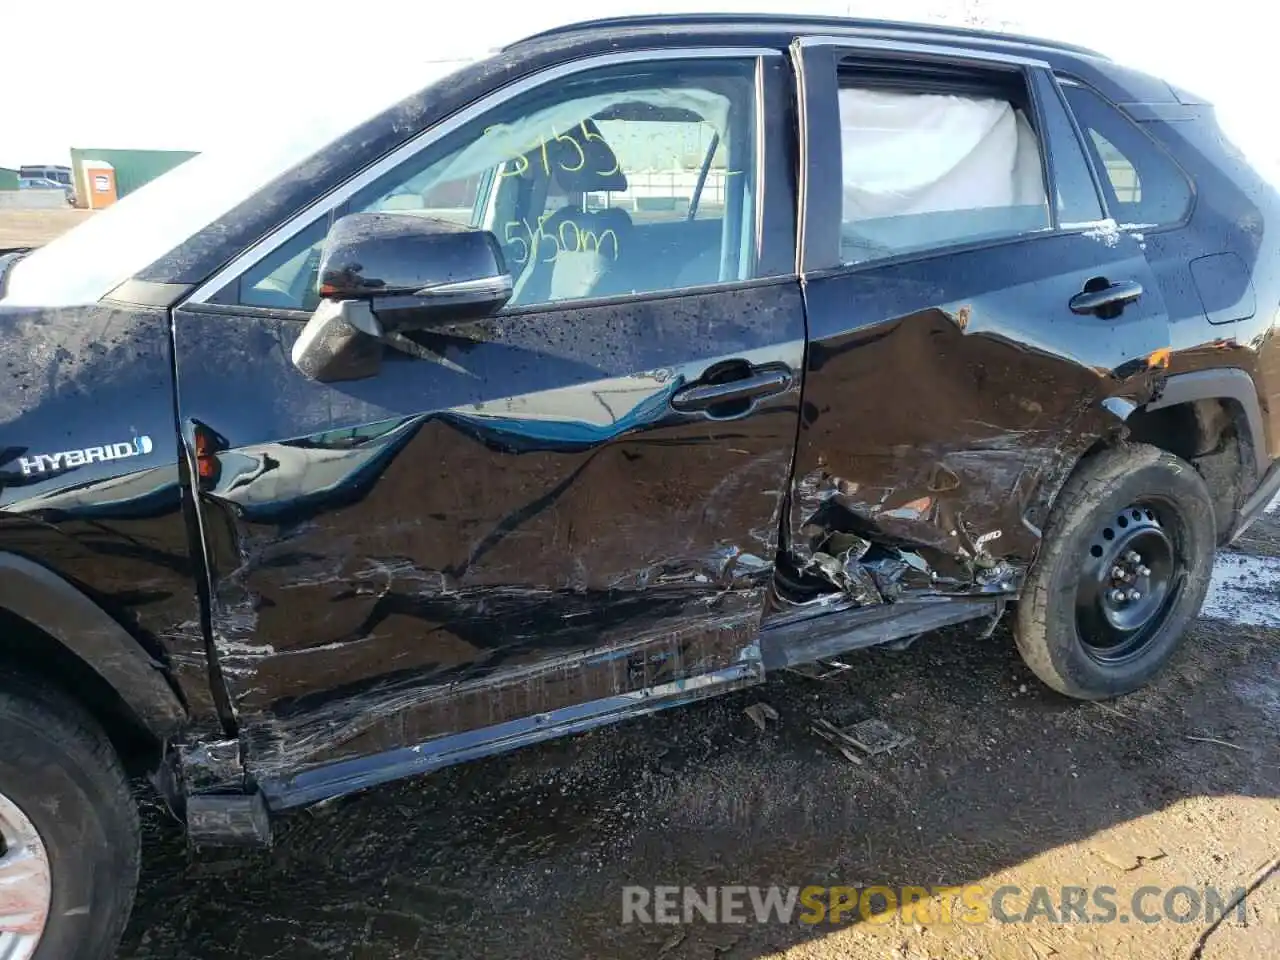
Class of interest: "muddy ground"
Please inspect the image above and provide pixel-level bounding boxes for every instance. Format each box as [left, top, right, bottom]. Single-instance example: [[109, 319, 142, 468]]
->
[[118, 519, 1280, 960]]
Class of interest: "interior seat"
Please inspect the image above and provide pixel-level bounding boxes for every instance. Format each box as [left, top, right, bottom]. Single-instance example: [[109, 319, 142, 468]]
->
[[510, 125, 630, 305]]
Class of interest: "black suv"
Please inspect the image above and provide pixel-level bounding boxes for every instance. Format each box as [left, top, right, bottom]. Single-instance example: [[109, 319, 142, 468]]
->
[[1, 14, 1276, 959]]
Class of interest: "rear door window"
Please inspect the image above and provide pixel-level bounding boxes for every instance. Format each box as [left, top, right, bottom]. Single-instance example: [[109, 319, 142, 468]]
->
[[1062, 83, 1193, 227], [836, 83, 1051, 265]]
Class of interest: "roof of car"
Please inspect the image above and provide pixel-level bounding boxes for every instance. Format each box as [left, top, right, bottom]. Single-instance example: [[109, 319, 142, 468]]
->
[[506, 13, 1108, 61]]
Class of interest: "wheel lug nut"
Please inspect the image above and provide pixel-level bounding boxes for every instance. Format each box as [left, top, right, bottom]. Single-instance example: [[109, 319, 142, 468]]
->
[[1137, 565, 1150, 577], [1130, 590, 1142, 601], [1109, 589, 1126, 603], [1111, 566, 1125, 578], [1126, 551, 1141, 563]]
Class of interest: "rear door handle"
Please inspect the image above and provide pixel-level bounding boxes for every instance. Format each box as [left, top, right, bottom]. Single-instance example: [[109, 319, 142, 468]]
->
[[1069, 279, 1144, 316], [670, 369, 792, 413]]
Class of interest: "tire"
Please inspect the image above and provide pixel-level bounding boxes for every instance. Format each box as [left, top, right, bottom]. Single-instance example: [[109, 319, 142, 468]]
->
[[0, 672, 140, 960], [1015, 443, 1216, 700]]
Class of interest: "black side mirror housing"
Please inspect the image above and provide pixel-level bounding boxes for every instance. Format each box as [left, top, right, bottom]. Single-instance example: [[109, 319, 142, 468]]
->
[[291, 212, 513, 383]]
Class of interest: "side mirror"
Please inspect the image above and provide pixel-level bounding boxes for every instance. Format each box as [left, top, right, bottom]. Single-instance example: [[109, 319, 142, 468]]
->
[[291, 212, 512, 383]]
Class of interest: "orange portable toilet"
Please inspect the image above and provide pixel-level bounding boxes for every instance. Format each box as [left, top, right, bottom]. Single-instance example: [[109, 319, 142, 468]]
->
[[81, 160, 118, 209]]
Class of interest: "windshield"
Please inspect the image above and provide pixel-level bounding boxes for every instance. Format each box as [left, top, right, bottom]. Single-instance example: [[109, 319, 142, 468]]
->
[[2, 59, 473, 307]]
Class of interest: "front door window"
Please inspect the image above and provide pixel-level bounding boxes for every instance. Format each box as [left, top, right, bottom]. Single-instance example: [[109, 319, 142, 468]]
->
[[229, 59, 758, 313]]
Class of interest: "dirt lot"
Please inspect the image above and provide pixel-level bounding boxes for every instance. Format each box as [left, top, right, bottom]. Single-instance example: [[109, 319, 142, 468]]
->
[[0, 208, 94, 248], [118, 524, 1280, 960]]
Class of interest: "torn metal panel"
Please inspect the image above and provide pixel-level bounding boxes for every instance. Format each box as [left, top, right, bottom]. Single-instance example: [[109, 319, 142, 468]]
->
[[802, 530, 882, 606], [791, 232, 1172, 592], [177, 738, 246, 794], [173, 282, 807, 780]]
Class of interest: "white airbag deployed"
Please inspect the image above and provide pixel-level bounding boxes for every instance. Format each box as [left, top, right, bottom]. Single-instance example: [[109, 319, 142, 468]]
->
[[838, 88, 1047, 233]]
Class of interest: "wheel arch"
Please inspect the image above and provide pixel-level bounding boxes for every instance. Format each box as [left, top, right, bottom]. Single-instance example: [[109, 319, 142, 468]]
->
[[1029, 369, 1264, 558], [1123, 369, 1264, 541], [0, 552, 187, 758], [1049, 371, 1269, 547], [1141, 369, 1266, 475]]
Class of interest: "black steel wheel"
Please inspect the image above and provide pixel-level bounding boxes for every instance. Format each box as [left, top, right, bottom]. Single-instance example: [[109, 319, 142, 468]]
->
[[1016, 444, 1216, 700], [1075, 500, 1184, 663]]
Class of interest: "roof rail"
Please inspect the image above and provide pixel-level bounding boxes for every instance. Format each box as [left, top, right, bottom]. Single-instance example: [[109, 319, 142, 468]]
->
[[505, 13, 1107, 60]]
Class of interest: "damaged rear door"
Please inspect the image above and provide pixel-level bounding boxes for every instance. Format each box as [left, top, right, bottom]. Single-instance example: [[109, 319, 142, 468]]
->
[[787, 37, 1171, 600], [171, 47, 803, 804]]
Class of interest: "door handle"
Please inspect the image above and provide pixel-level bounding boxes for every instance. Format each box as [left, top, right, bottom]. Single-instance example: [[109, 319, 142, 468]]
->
[[1069, 279, 1144, 316], [670, 368, 792, 413]]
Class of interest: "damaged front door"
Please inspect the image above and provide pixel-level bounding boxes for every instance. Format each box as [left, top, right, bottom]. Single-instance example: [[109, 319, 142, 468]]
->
[[172, 49, 804, 805], [787, 38, 1171, 600]]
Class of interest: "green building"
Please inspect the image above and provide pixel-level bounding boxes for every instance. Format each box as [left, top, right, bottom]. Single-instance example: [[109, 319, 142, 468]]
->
[[70, 148, 198, 202], [0, 167, 18, 191]]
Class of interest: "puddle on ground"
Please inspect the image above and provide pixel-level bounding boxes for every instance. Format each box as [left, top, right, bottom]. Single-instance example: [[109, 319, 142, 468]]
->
[[1202, 553, 1280, 627]]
